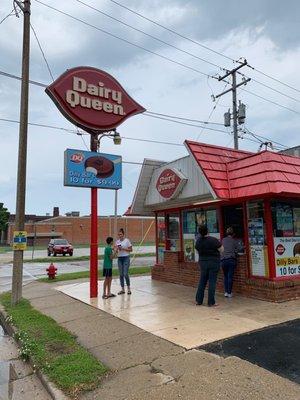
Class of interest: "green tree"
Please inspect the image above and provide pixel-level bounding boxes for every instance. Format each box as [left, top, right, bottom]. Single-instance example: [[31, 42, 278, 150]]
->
[[0, 203, 10, 238]]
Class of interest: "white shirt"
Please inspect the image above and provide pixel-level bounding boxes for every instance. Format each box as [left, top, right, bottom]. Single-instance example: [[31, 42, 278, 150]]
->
[[116, 238, 132, 257]]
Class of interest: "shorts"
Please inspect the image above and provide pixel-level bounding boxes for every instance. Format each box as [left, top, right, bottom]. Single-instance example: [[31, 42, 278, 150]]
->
[[103, 268, 112, 278]]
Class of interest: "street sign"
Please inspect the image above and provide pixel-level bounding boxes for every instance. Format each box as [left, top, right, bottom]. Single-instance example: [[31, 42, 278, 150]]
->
[[13, 231, 27, 250], [45, 66, 146, 133], [64, 149, 122, 189]]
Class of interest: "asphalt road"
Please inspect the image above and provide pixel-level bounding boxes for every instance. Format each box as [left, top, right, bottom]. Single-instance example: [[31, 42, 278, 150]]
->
[[0, 245, 156, 263], [201, 318, 300, 385], [0, 256, 155, 294]]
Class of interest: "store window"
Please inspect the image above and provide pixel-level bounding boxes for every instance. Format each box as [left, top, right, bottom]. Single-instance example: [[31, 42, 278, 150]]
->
[[166, 213, 181, 251], [156, 213, 166, 264], [182, 208, 219, 262], [271, 200, 300, 278], [247, 201, 268, 277]]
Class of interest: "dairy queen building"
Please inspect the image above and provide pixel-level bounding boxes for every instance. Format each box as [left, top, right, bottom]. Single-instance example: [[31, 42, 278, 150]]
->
[[129, 140, 300, 302]]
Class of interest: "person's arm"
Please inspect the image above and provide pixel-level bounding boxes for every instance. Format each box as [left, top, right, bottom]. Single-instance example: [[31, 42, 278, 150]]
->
[[124, 239, 133, 253], [218, 245, 224, 253]]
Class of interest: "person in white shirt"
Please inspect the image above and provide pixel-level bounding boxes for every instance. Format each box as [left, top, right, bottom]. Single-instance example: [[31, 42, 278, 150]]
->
[[115, 228, 133, 294]]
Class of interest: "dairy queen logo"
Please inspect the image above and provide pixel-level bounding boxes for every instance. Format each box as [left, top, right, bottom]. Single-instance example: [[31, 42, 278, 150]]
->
[[46, 66, 145, 132], [70, 153, 84, 163], [276, 244, 285, 255], [156, 168, 187, 199]]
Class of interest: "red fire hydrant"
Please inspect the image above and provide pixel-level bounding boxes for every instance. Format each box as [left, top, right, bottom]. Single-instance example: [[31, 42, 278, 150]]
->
[[46, 263, 57, 279]]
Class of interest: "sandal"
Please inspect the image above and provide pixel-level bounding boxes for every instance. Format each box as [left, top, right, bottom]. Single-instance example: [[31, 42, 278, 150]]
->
[[127, 290, 132, 295], [108, 293, 116, 298], [118, 290, 125, 295], [102, 295, 108, 299]]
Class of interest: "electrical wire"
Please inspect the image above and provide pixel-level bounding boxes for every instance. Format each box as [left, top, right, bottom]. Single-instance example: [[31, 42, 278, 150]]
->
[[0, 8, 16, 25], [30, 22, 54, 81], [144, 111, 223, 126], [105, 0, 300, 95], [34, 0, 216, 80]]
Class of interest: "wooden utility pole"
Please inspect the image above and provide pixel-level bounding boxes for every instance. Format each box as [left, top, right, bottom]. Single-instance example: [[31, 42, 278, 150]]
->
[[12, 0, 31, 305], [216, 60, 250, 150]]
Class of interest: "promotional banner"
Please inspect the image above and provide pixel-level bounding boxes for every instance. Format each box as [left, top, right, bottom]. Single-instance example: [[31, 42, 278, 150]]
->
[[64, 149, 122, 189], [248, 218, 268, 277], [274, 237, 300, 277]]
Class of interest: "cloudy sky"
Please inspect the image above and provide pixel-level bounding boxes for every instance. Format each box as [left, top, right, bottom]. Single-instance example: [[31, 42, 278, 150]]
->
[[0, 0, 299, 217]]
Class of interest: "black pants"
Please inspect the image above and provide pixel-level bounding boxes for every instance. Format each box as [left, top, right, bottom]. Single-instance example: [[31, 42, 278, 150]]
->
[[196, 259, 220, 306]]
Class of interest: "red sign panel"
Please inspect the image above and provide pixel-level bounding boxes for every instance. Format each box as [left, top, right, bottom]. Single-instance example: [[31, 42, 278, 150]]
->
[[156, 168, 187, 199], [46, 66, 146, 133]]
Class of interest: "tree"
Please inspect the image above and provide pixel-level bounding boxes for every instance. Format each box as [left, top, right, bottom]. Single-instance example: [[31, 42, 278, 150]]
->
[[0, 203, 10, 242]]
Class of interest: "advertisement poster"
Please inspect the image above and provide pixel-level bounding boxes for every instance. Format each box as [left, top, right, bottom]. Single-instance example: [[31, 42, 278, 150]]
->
[[13, 231, 27, 251], [206, 210, 218, 233], [184, 239, 195, 262], [274, 237, 300, 277], [294, 208, 300, 236], [64, 149, 122, 189], [248, 218, 267, 276], [276, 203, 293, 236], [157, 246, 164, 264]]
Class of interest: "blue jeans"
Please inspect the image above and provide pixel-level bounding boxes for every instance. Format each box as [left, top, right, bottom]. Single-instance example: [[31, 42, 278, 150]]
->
[[221, 258, 237, 294], [196, 258, 220, 306], [118, 256, 130, 288]]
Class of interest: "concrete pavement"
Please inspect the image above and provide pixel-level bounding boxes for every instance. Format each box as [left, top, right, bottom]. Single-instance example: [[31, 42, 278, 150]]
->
[[18, 279, 300, 400], [0, 326, 51, 400]]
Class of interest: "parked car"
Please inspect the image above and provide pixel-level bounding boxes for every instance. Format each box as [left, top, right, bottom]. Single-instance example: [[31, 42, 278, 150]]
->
[[47, 239, 73, 257]]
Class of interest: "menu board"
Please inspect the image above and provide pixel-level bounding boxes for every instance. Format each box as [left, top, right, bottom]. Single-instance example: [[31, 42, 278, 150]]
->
[[248, 218, 267, 277]]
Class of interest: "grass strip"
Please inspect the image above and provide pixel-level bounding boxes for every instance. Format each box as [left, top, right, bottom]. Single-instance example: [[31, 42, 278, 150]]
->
[[0, 292, 108, 396], [24, 252, 155, 263], [38, 266, 151, 283]]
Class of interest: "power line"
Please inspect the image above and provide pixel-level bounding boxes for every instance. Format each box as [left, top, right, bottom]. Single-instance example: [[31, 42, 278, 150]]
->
[[106, 0, 300, 96], [144, 111, 223, 126], [30, 22, 54, 81], [34, 0, 216, 80], [74, 0, 224, 72], [0, 69, 47, 87], [0, 8, 16, 25], [0, 116, 286, 151], [74, 0, 300, 106]]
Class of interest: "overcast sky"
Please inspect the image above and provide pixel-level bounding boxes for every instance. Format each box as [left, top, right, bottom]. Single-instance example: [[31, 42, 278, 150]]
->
[[0, 0, 299, 217]]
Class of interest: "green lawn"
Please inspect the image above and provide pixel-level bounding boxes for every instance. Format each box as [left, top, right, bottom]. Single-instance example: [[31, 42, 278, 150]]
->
[[0, 292, 108, 396], [38, 266, 151, 283], [25, 252, 155, 263]]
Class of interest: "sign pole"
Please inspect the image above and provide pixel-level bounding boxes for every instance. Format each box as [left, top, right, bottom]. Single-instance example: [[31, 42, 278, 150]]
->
[[90, 133, 98, 298], [12, 0, 31, 305]]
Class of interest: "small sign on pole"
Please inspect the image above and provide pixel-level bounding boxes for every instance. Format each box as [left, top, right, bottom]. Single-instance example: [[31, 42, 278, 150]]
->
[[13, 231, 27, 251]]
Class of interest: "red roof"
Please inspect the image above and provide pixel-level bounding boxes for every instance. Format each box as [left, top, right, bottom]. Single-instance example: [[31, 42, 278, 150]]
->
[[185, 141, 300, 200]]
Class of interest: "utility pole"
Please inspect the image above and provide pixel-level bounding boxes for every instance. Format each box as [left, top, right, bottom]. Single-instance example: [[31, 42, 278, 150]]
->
[[114, 190, 118, 239], [216, 60, 251, 150], [12, 0, 31, 305]]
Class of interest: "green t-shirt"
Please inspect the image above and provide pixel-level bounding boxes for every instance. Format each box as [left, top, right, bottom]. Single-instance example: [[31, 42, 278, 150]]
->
[[103, 246, 113, 269]]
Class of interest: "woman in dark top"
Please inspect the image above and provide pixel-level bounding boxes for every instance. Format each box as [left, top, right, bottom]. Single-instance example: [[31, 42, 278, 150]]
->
[[195, 225, 223, 307]]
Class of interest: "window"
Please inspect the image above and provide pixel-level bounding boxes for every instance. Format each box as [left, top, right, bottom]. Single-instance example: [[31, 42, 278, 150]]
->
[[156, 213, 165, 264], [166, 213, 180, 251], [182, 208, 219, 262], [247, 201, 268, 277], [271, 200, 300, 237]]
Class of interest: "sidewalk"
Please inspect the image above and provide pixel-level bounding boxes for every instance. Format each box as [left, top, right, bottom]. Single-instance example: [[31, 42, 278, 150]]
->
[[19, 279, 300, 400]]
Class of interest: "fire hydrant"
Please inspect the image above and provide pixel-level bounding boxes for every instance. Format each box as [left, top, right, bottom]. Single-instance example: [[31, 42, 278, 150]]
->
[[46, 263, 57, 279]]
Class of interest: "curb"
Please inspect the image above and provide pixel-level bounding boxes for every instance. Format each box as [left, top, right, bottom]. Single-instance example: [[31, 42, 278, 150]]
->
[[0, 305, 69, 400]]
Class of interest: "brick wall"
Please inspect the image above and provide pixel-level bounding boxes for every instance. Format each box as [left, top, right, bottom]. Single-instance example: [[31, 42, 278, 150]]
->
[[7, 216, 155, 245], [152, 251, 300, 302]]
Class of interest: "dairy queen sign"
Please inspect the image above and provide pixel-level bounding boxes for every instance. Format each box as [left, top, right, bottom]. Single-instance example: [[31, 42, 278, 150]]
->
[[156, 168, 187, 199], [46, 66, 145, 132]]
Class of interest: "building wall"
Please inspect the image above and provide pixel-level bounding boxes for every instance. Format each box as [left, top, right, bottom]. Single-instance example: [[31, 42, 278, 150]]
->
[[7, 216, 155, 245], [152, 251, 300, 302]]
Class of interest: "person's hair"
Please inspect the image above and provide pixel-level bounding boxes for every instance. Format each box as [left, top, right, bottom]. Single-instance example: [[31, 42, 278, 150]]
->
[[226, 227, 234, 236], [119, 228, 124, 234], [106, 236, 113, 245], [198, 225, 208, 237]]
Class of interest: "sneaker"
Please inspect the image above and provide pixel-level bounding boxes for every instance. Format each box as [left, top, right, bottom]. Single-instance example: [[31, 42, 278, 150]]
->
[[224, 292, 228, 297], [227, 293, 233, 298]]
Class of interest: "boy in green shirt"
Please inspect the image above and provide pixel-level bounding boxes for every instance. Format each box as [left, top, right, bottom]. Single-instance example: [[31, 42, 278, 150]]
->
[[102, 237, 116, 299]]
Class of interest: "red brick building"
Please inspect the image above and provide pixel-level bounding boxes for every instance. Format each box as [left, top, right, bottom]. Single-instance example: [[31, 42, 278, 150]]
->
[[130, 141, 300, 302], [8, 213, 155, 246]]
